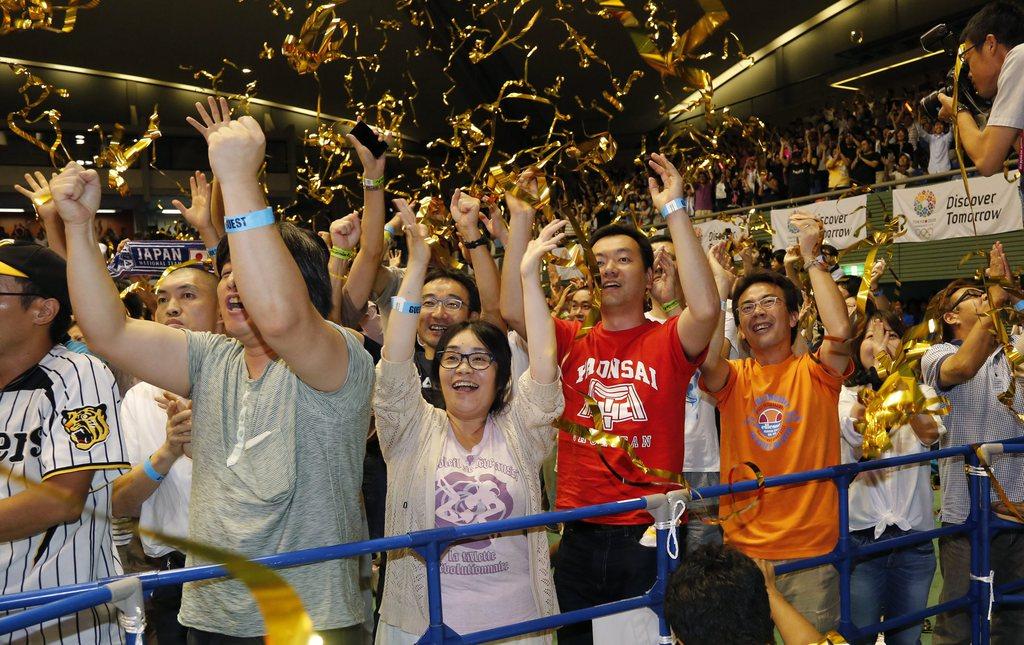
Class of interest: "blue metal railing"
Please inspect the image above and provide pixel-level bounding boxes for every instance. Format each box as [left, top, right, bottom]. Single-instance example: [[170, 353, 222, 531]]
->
[[1, 439, 1023, 644]]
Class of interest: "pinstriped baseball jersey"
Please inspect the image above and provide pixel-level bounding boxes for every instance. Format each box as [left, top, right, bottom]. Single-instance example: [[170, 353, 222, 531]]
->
[[1, 345, 130, 644]]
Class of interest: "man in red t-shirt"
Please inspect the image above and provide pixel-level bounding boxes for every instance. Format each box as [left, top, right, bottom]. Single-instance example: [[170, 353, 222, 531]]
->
[[501, 155, 720, 643]]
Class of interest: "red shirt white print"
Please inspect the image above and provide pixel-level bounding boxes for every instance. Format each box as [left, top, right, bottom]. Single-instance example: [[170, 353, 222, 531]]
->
[[554, 316, 703, 524]]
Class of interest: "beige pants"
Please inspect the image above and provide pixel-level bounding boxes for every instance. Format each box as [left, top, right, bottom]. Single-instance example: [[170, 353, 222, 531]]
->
[[770, 560, 840, 634]]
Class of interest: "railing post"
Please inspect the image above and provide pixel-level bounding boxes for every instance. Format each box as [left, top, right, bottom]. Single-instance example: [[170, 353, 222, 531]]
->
[[835, 472, 855, 638], [966, 449, 992, 645], [422, 539, 448, 644], [646, 491, 688, 644]]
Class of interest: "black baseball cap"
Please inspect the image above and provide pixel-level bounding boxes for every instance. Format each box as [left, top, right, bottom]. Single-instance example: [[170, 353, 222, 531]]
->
[[0, 240, 71, 314]]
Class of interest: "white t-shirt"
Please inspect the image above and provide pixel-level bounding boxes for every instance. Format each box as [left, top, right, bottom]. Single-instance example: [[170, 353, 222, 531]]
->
[[987, 43, 1024, 131], [838, 384, 946, 536], [121, 381, 192, 557], [435, 419, 539, 634], [683, 372, 720, 472]]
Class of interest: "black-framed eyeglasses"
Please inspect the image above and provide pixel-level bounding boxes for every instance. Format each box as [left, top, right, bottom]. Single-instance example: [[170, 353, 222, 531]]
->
[[950, 288, 984, 310], [958, 43, 976, 64], [439, 350, 495, 371]]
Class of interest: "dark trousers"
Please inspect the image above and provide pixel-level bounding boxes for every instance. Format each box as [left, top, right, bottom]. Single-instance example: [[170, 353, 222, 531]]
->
[[362, 435, 388, 637], [934, 526, 1024, 644], [149, 550, 187, 645], [187, 625, 362, 645], [553, 521, 657, 645]]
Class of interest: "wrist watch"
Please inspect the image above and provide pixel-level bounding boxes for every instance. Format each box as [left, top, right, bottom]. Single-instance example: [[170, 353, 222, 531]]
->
[[461, 229, 490, 249], [362, 176, 385, 191]]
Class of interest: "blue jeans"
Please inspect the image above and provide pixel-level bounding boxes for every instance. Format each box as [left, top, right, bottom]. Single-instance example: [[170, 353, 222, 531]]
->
[[849, 527, 936, 645], [683, 471, 722, 553]]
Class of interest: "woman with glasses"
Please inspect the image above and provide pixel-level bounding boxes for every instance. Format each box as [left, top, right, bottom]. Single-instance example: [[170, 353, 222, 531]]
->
[[838, 310, 944, 645], [372, 197, 566, 644]]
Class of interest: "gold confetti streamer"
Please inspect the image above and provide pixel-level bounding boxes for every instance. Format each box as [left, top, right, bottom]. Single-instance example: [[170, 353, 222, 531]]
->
[[5, 64, 70, 167], [92, 107, 161, 197], [282, 2, 350, 76], [0, 0, 98, 35]]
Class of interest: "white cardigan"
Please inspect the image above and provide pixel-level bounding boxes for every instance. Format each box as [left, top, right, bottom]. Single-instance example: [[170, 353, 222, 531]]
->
[[372, 358, 564, 636]]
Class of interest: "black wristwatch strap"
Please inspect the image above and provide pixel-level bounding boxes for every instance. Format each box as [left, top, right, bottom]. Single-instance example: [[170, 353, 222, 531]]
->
[[462, 233, 490, 249]]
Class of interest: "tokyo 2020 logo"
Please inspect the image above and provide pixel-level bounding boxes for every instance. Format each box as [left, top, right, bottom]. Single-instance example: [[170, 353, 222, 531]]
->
[[913, 190, 937, 218]]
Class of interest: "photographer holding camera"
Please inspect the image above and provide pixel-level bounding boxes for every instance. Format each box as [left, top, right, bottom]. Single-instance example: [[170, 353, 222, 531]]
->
[[937, 2, 1024, 198]]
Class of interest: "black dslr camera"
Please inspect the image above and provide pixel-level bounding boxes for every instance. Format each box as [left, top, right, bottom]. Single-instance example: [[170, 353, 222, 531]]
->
[[919, 24, 991, 119]]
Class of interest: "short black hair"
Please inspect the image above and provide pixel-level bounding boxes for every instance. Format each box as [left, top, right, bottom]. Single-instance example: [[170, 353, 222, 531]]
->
[[664, 544, 774, 645], [431, 320, 512, 414], [589, 223, 655, 269], [731, 271, 802, 344], [962, 1, 1024, 49], [12, 276, 73, 343], [215, 221, 333, 319], [771, 249, 786, 265], [424, 267, 481, 314]]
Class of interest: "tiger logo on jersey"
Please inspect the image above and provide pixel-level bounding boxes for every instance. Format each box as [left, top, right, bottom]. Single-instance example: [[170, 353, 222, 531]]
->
[[61, 404, 110, 451]]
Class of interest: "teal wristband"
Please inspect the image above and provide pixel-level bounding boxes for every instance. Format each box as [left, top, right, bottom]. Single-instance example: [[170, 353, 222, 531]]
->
[[142, 456, 165, 483], [207, 245, 218, 258], [224, 207, 275, 233]]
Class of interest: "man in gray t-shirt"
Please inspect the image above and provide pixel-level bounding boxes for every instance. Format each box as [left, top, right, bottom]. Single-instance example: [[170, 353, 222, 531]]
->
[[56, 103, 375, 643], [181, 325, 372, 637]]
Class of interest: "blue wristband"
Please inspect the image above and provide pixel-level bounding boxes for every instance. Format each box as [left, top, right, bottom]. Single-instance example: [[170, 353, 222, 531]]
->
[[660, 198, 688, 218], [142, 456, 165, 483], [384, 224, 397, 237], [1015, 300, 1024, 313], [224, 207, 275, 233], [207, 245, 218, 258]]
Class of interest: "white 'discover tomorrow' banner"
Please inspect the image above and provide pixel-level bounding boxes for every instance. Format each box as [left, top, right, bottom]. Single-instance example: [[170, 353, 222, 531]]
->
[[893, 174, 1023, 243], [770, 194, 867, 251]]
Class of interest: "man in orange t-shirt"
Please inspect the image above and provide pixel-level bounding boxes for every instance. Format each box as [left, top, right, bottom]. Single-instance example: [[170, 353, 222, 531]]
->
[[700, 212, 853, 634]]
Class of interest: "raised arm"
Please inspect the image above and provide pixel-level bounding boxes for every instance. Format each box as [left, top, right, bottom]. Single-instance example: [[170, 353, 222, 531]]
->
[[700, 242, 738, 393], [498, 170, 538, 339], [451, 189, 505, 330], [15, 172, 66, 258], [52, 163, 191, 395], [381, 198, 430, 362], [342, 126, 392, 312], [323, 212, 360, 325], [647, 153, 719, 360], [171, 171, 220, 252], [793, 212, 852, 374], [194, 99, 349, 392], [519, 220, 567, 384]]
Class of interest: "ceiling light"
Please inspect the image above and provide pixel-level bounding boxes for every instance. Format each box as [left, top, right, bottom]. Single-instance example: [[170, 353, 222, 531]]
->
[[241, 68, 252, 74], [829, 50, 944, 91], [668, 0, 862, 119], [0, 208, 25, 213], [161, 209, 181, 214], [97, 209, 117, 213], [0, 56, 355, 125]]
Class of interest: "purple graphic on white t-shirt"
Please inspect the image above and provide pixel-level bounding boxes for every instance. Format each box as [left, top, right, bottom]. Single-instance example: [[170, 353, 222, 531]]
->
[[435, 471, 514, 549]]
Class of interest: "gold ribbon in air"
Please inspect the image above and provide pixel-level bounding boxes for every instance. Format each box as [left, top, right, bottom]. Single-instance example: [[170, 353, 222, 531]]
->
[[0, 0, 99, 35], [93, 107, 161, 197], [282, 2, 350, 75], [5, 64, 70, 167]]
